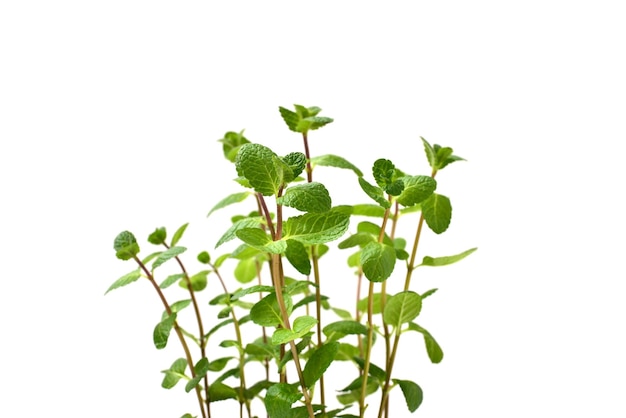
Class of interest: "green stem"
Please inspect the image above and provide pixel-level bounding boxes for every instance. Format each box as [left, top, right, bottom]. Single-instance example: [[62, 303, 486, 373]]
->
[[211, 264, 252, 418], [360, 201, 392, 417], [311, 246, 326, 411], [133, 256, 208, 418], [378, 173, 436, 416], [271, 253, 315, 418], [165, 243, 212, 414]]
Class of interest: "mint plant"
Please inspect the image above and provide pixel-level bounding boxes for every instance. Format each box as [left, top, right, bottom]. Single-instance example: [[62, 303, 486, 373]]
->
[[106, 104, 476, 418]]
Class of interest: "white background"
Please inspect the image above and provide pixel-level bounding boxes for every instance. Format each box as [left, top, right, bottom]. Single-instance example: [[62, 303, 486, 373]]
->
[[1, 1, 625, 417]]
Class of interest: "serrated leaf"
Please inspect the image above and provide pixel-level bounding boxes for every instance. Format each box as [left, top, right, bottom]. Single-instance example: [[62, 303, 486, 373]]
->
[[209, 382, 238, 402], [303, 341, 339, 387], [264, 383, 302, 418], [421, 288, 438, 299], [170, 223, 189, 247], [236, 228, 287, 254], [235, 143, 285, 196], [353, 357, 387, 381], [153, 312, 177, 350], [282, 152, 307, 180], [358, 177, 390, 208], [383, 291, 422, 328], [148, 227, 167, 245], [250, 293, 292, 327], [279, 106, 299, 132], [168, 299, 192, 316], [159, 273, 185, 289], [207, 192, 252, 217], [105, 269, 141, 295], [310, 154, 363, 177], [396, 176, 437, 207], [152, 246, 186, 270], [421, 137, 437, 170], [361, 242, 396, 282], [218, 130, 250, 162], [282, 209, 350, 244], [394, 379, 423, 412], [215, 216, 263, 248], [285, 239, 311, 275], [114, 231, 140, 260], [421, 247, 477, 267], [408, 322, 444, 363], [421, 193, 452, 234], [373, 158, 404, 196], [278, 182, 332, 213]]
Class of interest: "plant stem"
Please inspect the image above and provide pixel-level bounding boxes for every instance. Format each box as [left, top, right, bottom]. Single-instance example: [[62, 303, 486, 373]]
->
[[378, 173, 436, 416], [302, 131, 313, 183], [133, 256, 208, 418], [271, 253, 315, 418], [166, 243, 212, 414], [211, 263, 253, 418], [311, 246, 326, 411], [360, 201, 392, 418]]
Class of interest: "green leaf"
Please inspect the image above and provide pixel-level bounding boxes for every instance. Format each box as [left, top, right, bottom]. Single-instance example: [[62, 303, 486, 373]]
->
[[197, 251, 211, 264], [264, 383, 302, 418], [278, 182, 332, 213], [323, 320, 367, 341], [215, 216, 263, 248], [373, 158, 404, 196], [179, 270, 209, 292], [353, 357, 387, 382], [161, 358, 187, 389], [271, 315, 317, 345], [235, 143, 285, 196], [234, 257, 257, 283], [218, 130, 250, 162], [383, 291, 422, 328], [185, 357, 210, 393], [358, 177, 390, 208], [114, 231, 140, 260], [153, 312, 177, 349], [279, 106, 299, 132], [281, 152, 307, 180], [159, 273, 185, 289], [421, 247, 477, 267], [207, 192, 252, 217], [250, 293, 293, 327], [361, 242, 396, 282], [105, 269, 141, 295], [421, 193, 452, 234], [408, 322, 444, 363], [152, 246, 186, 270], [148, 227, 167, 245], [338, 232, 375, 249], [396, 176, 437, 207], [169, 299, 192, 315], [209, 382, 238, 402], [285, 239, 311, 275], [357, 292, 385, 314], [422, 137, 437, 170], [303, 341, 340, 387], [310, 154, 363, 177], [421, 288, 438, 299], [170, 223, 189, 247], [393, 379, 423, 412], [230, 285, 275, 301], [350, 204, 385, 217], [282, 209, 350, 244], [236, 228, 287, 254]]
